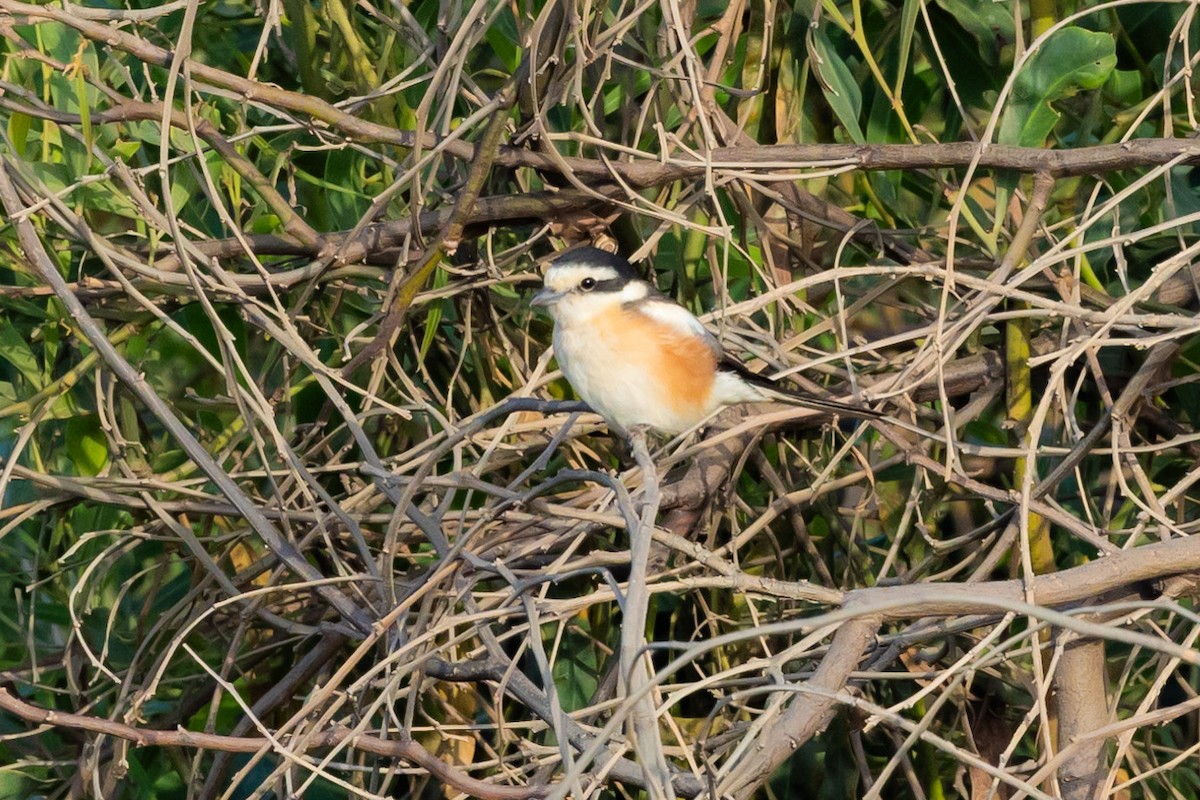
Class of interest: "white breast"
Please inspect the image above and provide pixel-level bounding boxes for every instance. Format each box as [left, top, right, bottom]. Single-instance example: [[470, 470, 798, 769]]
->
[[553, 315, 722, 434]]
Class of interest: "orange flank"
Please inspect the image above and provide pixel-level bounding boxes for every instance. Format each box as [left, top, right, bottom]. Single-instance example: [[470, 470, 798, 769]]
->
[[596, 304, 717, 417]]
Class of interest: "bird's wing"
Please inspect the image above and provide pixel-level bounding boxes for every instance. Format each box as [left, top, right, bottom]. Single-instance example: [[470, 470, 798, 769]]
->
[[635, 295, 881, 420], [636, 296, 771, 381], [634, 297, 783, 382], [633, 296, 724, 358]]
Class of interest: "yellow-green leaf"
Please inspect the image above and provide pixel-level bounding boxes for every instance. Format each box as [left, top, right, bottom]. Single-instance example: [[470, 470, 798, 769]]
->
[[66, 416, 109, 476], [7, 112, 32, 156], [74, 68, 93, 172]]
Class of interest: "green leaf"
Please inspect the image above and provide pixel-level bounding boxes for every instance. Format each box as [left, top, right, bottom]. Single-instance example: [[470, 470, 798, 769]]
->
[[933, 0, 1014, 67], [250, 213, 282, 234], [169, 177, 193, 214], [0, 770, 31, 799], [808, 25, 865, 144], [737, 2, 769, 139], [895, 0, 920, 90], [112, 138, 141, 159], [998, 28, 1116, 147], [66, 416, 109, 476], [552, 632, 599, 713], [1105, 68, 1143, 110], [604, 71, 651, 116], [45, 392, 82, 420], [7, 112, 32, 157], [484, 6, 521, 72], [418, 267, 450, 362], [1169, 168, 1200, 217], [79, 183, 140, 219], [74, 68, 93, 173], [0, 324, 43, 390]]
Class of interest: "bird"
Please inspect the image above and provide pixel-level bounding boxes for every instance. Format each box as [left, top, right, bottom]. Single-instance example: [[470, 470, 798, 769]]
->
[[531, 246, 881, 436]]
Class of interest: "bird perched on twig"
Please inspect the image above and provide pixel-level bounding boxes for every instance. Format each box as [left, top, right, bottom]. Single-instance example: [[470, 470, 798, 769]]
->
[[531, 247, 880, 436]]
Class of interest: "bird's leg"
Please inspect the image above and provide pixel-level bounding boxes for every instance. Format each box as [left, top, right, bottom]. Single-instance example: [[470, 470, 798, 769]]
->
[[614, 423, 663, 464], [624, 423, 652, 443], [602, 422, 634, 465]]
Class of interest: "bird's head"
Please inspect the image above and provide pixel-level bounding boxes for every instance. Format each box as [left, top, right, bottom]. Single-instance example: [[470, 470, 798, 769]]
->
[[531, 247, 649, 321]]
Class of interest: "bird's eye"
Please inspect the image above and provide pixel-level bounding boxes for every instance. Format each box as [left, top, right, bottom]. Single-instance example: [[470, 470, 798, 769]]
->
[[579, 277, 597, 291]]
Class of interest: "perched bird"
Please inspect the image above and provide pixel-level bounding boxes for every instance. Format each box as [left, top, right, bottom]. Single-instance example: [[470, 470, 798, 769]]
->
[[531, 247, 880, 435]]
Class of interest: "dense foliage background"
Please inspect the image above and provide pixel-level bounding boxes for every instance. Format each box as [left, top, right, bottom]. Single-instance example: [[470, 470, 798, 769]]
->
[[1, 0, 1200, 797]]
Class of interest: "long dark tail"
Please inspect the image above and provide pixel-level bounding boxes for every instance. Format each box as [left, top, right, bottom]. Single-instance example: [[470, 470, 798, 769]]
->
[[720, 357, 883, 420]]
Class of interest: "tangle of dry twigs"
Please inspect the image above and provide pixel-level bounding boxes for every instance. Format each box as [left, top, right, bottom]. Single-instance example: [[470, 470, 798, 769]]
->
[[2, 2, 1200, 799]]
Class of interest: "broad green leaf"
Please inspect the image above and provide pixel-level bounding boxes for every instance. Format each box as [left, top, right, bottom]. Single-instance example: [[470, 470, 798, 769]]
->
[[169, 178, 193, 214], [0, 294, 53, 322], [0, 325, 43, 390], [0, 770, 32, 798], [295, 164, 371, 197], [40, 320, 59, 379], [1105, 68, 1143, 110], [44, 392, 82, 420], [933, 0, 1014, 67], [551, 627, 600, 713], [79, 182, 140, 219], [1169, 168, 1200, 217], [37, 20, 78, 63], [29, 162, 70, 198], [998, 28, 1116, 147], [484, 6, 521, 72], [395, 89, 418, 131], [250, 213, 282, 234], [66, 416, 109, 476], [808, 25, 865, 144], [112, 138, 141, 159], [604, 71, 651, 116]]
